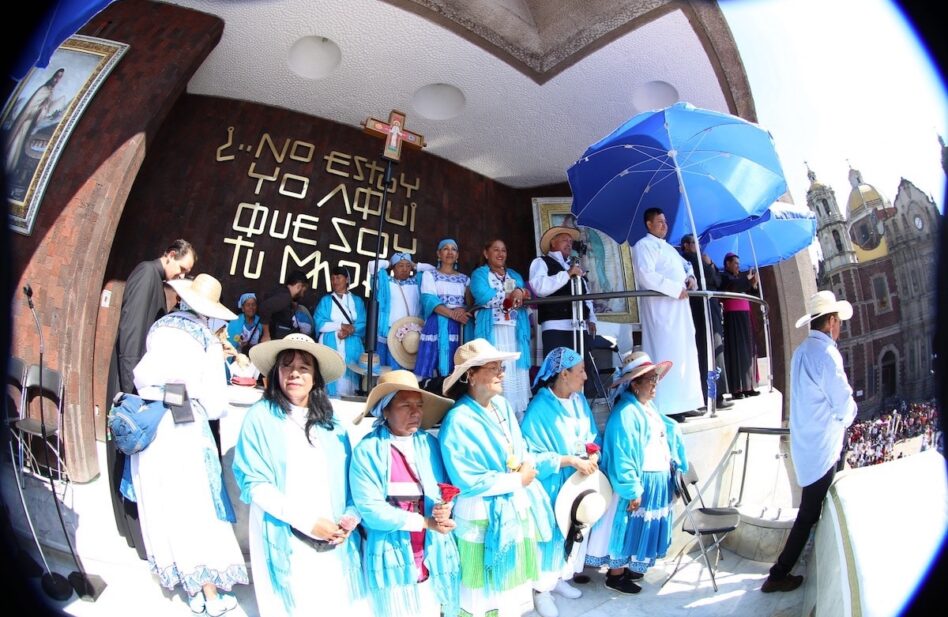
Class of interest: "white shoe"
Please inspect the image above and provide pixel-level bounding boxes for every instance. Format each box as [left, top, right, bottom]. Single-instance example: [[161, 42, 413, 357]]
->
[[534, 591, 559, 617], [553, 579, 582, 599], [188, 592, 206, 614], [205, 592, 238, 617]]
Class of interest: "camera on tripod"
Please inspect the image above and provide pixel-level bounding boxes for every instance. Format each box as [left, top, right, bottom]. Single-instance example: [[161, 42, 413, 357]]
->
[[571, 239, 589, 256]]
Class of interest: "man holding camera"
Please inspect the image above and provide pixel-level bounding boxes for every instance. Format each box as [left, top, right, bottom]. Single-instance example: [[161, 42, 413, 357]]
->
[[529, 225, 599, 395], [631, 208, 705, 421]]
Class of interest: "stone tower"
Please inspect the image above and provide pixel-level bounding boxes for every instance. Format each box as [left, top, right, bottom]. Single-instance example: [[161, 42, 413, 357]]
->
[[806, 165, 856, 280]]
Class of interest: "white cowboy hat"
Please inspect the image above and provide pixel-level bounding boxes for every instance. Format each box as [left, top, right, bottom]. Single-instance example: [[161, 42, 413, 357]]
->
[[166, 274, 237, 321], [539, 225, 580, 254], [794, 290, 854, 328], [610, 350, 672, 388], [348, 351, 393, 376], [387, 316, 424, 369], [356, 370, 454, 429], [441, 338, 520, 395], [249, 333, 345, 384], [554, 468, 613, 538]]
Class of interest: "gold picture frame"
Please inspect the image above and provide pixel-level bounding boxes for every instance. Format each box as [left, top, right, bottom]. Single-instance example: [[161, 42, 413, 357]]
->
[[4, 35, 128, 235], [532, 197, 638, 323]]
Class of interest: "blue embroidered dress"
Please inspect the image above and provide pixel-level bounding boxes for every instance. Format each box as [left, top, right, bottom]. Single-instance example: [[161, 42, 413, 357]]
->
[[233, 400, 366, 616], [416, 270, 470, 378], [315, 292, 367, 397], [584, 390, 688, 573], [438, 393, 563, 617], [350, 424, 461, 617], [375, 268, 423, 370]]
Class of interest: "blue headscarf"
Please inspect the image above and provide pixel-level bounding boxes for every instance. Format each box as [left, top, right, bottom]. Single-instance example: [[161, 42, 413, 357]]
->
[[390, 252, 414, 265], [368, 392, 398, 427], [532, 346, 583, 388], [237, 292, 256, 310], [437, 238, 458, 251]]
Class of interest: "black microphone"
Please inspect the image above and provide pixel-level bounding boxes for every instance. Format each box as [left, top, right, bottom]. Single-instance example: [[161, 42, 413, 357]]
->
[[23, 283, 34, 308]]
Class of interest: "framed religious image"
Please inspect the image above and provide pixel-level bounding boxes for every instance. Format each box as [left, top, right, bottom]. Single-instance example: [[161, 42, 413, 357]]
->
[[532, 197, 637, 323], [3, 35, 128, 235]]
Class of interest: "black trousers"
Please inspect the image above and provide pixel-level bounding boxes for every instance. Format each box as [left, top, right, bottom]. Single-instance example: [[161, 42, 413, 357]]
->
[[769, 465, 836, 579], [541, 328, 601, 398]]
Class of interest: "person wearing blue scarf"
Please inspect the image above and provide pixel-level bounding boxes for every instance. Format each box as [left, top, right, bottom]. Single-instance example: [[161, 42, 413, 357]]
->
[[315, 265, 366, 397], [437, 339, 564, 617], [585, 351, 688, 595], [349, 370, 461, 617], [415, 239, 471, 379], [371, 253, 423, 370], [226, 292, 262, 354], [234, 334, 367, 616], [521, 347, 602, 608], [469, 238, 532, 420]]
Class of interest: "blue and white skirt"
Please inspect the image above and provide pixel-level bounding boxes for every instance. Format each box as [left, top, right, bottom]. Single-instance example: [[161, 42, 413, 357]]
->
[[415, 316, 462, 378]]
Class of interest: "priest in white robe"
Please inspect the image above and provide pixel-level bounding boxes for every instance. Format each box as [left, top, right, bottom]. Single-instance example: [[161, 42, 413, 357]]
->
[[630, 208, 704, 418]]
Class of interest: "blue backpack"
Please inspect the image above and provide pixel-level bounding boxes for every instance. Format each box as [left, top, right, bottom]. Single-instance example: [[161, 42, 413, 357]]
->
[[108, 393, 168, 456]]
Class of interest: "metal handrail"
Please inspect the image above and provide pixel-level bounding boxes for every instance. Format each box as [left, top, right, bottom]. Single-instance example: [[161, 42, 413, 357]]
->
[[735, 426, 789, 507]]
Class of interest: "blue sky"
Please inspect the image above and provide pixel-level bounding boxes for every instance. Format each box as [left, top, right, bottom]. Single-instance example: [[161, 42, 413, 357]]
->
[[720, 0, 947, 213]]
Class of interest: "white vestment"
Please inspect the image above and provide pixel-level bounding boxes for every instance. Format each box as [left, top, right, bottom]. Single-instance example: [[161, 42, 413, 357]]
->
[[631, 233, 703, 415]]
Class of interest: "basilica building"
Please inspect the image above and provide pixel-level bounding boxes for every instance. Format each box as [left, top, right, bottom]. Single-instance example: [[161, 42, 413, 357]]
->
[[807, 166, 939, 416]]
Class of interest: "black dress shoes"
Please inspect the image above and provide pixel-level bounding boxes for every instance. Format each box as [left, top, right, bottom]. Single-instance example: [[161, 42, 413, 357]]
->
[[731, 392, 745, 400], [715, 397, 734, 409], [744, 389, 761, 397]]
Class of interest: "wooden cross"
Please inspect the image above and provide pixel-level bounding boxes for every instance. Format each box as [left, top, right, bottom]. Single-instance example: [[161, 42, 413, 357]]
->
[[362, 109, 426, 162]]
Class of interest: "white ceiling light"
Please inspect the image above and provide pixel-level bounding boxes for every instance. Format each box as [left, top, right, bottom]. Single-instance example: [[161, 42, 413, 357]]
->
[[287, 36, 341, 80], [411, 83, 466, 120], [631, 80, 679, 111]]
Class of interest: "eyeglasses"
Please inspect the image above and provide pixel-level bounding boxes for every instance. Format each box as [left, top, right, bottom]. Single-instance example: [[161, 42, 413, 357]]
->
[[637, 374, 660, 384], [478, 363, 505, 375]]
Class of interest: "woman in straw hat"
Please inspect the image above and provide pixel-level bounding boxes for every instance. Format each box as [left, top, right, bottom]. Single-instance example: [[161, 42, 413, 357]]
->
[[349, 370, 461, 617], [130, 274, 248, 615], [437, 339, 563, 617], [469, 238, 532, 419], [233, 334, 367, 616], [585, 351, 688, 595], [314, 265, 366, 398], [370, 252, 424, 370], [521, 347, 602, 601], [415, 238, 472, 379]]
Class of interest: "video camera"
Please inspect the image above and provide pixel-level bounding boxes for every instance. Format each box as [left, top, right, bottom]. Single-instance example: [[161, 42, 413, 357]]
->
[[571, 239, 589, 256]]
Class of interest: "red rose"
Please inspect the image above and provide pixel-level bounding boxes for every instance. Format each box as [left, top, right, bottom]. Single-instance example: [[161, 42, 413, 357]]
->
[[585, 443, 601, 456], [438, 482, 461, 503]]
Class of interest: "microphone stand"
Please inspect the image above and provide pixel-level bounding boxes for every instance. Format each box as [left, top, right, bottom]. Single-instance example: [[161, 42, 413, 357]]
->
[[22, 286, 106, 601]]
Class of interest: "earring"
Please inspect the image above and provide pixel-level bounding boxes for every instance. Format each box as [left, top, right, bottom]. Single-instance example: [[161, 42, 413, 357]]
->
[[459, 372, 469, 385]]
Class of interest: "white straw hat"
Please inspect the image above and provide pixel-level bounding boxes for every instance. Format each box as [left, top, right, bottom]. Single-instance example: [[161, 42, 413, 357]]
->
[[249, 333, 345, 384], [554, 469, 613, 538], [794, 290, 854, 328], [387, 316, 424, 370], [355, 370, 454, 430], [610, 350, 672, 388], [441, 338, 520, 395], [166, 274, 237, 321], [539, 225, 580, 254]]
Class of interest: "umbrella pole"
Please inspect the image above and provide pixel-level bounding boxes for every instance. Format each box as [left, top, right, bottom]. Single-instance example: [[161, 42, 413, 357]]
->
[[674, 154, 717, 417], [747, 234, 773, 392], [570, 274, 585, 360]]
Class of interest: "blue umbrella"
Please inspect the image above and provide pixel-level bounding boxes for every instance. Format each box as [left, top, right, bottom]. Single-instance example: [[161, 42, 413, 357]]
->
[[568, 102, 788, 248], [699, 201, 817, 269]]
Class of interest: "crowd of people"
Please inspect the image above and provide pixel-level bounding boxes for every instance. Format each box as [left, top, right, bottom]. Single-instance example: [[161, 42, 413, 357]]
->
[[105, 225, 720, 616], [844, 400, 941, 468]]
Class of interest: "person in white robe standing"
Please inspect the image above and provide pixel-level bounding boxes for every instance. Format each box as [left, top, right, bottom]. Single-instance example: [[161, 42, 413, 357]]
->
[[630, 208, 704, 420]]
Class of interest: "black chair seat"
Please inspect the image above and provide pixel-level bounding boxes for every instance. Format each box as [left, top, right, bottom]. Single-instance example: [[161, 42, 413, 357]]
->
[[683, 508, 741, 535]]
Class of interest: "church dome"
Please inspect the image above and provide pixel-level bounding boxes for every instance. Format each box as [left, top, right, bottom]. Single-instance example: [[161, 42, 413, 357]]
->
[[844, 167, 894, 262]]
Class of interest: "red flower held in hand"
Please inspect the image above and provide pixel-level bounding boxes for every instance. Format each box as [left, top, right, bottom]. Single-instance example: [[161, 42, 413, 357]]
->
[[438, 482, 461, 503], [585, 443, 601, 456]]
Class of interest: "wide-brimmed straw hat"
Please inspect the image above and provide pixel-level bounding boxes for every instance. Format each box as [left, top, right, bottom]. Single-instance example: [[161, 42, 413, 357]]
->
[[166, 274, 237, 321], [348, 352, 392, 376], [387, 316, 424, 369], [794, 290, 854, 328], [441, 338, 520, 395], [610, 350, 672, 388], [554, 469, 613, 538], [539, 225, 580, 254], [356, 370, 454, 429], [249, 333, 345, 384]]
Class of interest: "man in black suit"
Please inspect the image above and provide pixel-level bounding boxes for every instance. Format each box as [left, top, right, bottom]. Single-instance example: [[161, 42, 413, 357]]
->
[[105, 239, 196, 559]]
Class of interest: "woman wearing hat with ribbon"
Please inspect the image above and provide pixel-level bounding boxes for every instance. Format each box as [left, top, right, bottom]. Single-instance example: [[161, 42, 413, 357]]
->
[[349, 370, 460, 617], [437, 339, 563, 617], [521, 347, 602, 600], [130, 273, 248, 615], [226, 292, 262, 354], [233, 334, 367, 616], [315, 265, 367, 398], [415, 239, 472, 380], [585, 351, 688, 595], [370, 253, 425, 370], [469, 238, 532, 419]]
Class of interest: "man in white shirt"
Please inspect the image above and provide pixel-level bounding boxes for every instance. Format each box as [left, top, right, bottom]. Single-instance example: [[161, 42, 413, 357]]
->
[[529, 226, 599, 397], [631, 208, 704, 420], [762, 291, 857, 593]]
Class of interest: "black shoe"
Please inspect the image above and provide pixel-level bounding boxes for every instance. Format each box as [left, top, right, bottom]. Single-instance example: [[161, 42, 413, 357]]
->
[[621, 569, 644, 581], [761, 574, 803, 593], [572, 574, 591, 585], [716, 398, 734, 409], [745, 389, 761, 397], [668, 413, 687, 423], [681, 409, 706, 418], [731, 392, 746, 400], [605, 573, 642, 594]]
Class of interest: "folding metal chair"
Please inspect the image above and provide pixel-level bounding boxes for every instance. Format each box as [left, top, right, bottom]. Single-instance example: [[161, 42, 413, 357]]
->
[[4, 356, 27, 426], [14, 364, 69, 482], [662, 464, 741, 591]]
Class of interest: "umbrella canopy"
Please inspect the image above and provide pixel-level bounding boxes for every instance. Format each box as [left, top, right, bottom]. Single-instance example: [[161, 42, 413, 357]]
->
[[568, 102, 788, 247], [699, 201, 818, 269]]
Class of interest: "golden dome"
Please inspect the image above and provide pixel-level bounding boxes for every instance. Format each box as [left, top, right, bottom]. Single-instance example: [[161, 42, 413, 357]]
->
[[847, 184, 887, 216]]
